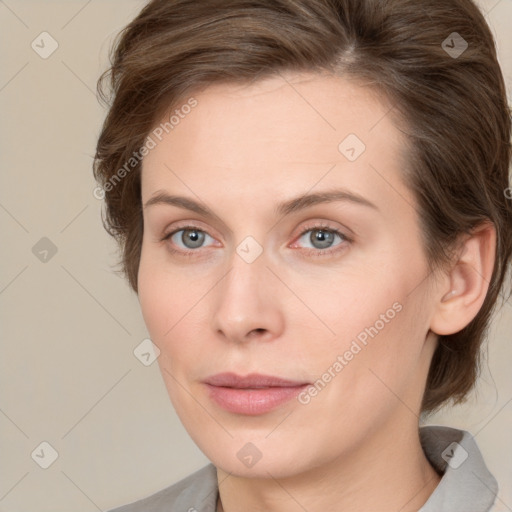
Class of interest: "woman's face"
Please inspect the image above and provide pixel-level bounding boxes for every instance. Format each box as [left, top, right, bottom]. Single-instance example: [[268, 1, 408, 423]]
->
[[138, 71, 441, 478]]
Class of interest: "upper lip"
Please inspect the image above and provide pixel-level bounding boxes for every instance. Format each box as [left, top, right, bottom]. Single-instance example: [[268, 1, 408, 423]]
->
[[203, 372, 309, 388]]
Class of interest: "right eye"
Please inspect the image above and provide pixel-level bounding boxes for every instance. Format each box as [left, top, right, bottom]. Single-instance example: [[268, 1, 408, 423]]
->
[[162, 225, 217, 255]]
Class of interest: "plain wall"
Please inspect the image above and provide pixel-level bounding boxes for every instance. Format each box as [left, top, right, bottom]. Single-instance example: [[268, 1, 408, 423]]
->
[[1, 0, 511, 510]]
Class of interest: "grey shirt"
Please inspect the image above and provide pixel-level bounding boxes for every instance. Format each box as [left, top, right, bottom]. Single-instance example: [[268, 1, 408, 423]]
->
[[107, 425, 498, 512]]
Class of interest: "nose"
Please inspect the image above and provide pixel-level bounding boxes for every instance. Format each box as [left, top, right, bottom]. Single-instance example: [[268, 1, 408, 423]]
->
[[211, 251, 285, 345]]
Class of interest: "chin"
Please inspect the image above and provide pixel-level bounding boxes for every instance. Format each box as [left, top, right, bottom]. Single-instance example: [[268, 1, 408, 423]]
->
[[194, 433, 322, 481], [213, 454, 300, 480]]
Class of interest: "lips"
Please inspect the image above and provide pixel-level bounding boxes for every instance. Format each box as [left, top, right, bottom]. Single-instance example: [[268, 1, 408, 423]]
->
[[203, 372, 310, 415], [203, 372, 308, 388]]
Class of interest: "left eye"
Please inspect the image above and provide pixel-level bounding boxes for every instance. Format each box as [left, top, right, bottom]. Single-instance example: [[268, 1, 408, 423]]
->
[[295, 227, 347, 251]]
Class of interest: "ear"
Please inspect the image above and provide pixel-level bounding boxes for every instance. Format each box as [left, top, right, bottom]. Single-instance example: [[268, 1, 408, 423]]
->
[[429, 222, 496, 336]]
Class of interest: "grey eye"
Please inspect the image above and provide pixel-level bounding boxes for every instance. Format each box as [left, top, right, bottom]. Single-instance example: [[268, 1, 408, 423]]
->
[[172, 228, 212, 249], [298, 229, 342, 250]]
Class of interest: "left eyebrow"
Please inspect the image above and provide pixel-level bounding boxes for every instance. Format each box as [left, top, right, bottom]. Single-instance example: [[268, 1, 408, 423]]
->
[[274, 188, 379, 217], [142, 187, 379, 218]]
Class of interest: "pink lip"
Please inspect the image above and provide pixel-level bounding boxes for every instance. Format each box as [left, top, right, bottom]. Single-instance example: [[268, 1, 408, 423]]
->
[[203, 372, 310, 415]]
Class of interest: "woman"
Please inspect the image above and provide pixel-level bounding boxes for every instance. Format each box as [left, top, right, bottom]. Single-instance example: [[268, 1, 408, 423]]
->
[[93, 0, 512, 510]]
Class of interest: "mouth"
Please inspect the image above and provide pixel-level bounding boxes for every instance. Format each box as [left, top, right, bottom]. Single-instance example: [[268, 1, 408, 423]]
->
[[202, 372, 311, 415]]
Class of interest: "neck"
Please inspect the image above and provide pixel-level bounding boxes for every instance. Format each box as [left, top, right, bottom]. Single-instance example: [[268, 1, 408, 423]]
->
[[216, 416, 441, 512]]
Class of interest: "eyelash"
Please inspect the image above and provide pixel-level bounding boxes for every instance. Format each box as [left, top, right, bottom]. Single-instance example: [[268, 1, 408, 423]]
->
[[160, 222, 353, 259]]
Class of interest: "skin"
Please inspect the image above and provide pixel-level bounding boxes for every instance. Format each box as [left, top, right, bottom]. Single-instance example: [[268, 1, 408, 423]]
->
[[137, 70, 495, 512]]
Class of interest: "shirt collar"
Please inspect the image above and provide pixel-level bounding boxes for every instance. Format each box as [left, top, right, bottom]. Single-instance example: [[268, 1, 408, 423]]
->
[[419, 425, 498, 511]]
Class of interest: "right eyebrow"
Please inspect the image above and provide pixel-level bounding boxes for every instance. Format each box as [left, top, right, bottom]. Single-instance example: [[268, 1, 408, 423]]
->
[[144, 192, 212, 217]]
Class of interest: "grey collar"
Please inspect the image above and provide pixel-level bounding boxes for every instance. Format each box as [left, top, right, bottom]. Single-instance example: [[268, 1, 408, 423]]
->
[[418, 425, 498, 511]]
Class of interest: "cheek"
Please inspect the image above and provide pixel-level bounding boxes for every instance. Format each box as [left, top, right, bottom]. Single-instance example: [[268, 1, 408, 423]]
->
[[137, 256, 166, 340], [137, 247, 183, 345], [138, 243, 193, 336], [300, 261, 428, 398], [295, 296, 426, 444], [297, 264, 403, 348], [137, 248, 210, 362]]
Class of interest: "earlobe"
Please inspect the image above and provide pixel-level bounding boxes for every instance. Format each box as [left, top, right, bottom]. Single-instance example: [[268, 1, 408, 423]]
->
[[429, 222, 496, 336]]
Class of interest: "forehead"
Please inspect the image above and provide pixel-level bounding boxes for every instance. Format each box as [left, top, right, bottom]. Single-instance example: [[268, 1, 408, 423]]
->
[[141, 71, 414, 217]]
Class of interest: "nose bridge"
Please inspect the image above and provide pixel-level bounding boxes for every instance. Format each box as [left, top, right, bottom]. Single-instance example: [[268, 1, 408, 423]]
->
[[211, 245, 284, 343]]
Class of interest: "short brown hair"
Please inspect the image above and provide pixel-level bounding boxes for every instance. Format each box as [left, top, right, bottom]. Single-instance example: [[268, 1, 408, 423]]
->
[[93, 0, 512, 413]]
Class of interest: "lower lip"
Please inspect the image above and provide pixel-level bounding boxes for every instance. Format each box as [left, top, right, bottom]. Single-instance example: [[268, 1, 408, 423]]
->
[[204, 383, 309, 415]]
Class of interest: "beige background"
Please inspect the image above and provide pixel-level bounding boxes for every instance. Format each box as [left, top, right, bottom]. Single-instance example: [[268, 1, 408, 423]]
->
[[1, 1, 511, 510]]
